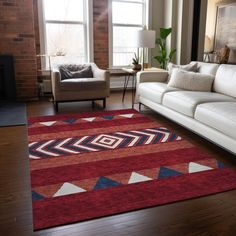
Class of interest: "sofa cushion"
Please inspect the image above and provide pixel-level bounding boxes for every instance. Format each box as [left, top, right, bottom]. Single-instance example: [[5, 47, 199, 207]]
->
[[195, 102, 236, 139], [168, 62, 198, 76], [213, 64, 236, 98], [60, 78, 106, 91], [138, 82, 179, 104], [168, 69, 214, 92], [194, 62, 220, 76], [162, 91, 235, 117]]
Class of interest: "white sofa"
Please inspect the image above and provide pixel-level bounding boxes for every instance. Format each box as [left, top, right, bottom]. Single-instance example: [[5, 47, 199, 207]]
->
[[136, 62, 236, 155]]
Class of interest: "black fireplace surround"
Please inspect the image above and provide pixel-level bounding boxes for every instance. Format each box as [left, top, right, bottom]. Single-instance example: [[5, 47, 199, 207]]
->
[[0, 55, 16, 101]]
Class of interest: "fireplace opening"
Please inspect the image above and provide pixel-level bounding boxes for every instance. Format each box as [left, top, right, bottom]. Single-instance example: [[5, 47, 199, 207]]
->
[[0, 65, 5, 99], [0, 55, 16, 101]]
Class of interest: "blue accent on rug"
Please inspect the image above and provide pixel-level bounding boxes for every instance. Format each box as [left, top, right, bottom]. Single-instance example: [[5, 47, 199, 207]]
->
[[158, 167, 182, 179], [218, 161, 225, 168], [63, 118, 77, 124], [103, 115, 114, 120], [94, 176, 121, 190], [32, 191, 45, 201]]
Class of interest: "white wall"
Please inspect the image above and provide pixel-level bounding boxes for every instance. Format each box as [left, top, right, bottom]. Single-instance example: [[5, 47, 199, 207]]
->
[[157, 0, 194, 65], [150, 0, 164, 67]]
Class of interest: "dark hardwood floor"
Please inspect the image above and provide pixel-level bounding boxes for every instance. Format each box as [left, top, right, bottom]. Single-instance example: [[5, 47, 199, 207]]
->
[[0, 91, 236, 236]]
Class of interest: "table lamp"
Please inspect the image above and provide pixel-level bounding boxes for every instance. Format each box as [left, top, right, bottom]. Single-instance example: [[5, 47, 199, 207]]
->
[[136, 27, 156, 70]]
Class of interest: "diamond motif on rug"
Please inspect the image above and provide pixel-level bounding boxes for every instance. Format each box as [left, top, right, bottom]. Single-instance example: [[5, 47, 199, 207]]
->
[[29, 127, 181, 159]]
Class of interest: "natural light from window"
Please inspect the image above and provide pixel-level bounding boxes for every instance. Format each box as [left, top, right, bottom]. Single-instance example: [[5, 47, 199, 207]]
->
[[43, 0, 87, 65], [111, 0, 146, 67]]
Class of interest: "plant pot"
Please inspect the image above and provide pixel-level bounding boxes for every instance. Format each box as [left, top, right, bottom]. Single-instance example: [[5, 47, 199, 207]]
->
[[132, 64, 142, 71]]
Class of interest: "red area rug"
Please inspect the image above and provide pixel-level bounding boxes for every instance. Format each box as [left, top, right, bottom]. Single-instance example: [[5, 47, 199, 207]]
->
[[28, 109, 236, 230]]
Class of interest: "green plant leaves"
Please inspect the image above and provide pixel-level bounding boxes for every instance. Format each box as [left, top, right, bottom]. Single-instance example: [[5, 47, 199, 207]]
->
[[160, 28, 172, 39], [169, 49, 176, 61], [154, 27, 176, 69], [132, 52, 139, 64]]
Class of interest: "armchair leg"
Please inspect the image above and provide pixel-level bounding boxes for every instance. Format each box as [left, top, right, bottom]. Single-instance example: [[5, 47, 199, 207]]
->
[[92, 100, 95, 108], [103, 98, 106, 109], [139, 102, 142, 112], [55, 102, 58, 112]]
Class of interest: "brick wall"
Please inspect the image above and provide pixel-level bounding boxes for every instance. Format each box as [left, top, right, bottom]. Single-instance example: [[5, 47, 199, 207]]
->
[[0, 0, 38, 100], [0, 0, 110, 100], [93, 0, 109, 69], [33, 0, 41, 71]]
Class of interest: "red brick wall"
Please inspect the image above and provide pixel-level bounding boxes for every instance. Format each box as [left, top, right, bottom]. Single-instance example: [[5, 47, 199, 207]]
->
[[0, 0, 110, 100], [93, 0, 109, 69], [33, 0, 41, 71], [0, 0, 38, 100]]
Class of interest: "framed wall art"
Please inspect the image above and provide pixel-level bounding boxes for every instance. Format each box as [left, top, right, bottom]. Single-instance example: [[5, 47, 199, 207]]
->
[[214, 2, 236, 63]]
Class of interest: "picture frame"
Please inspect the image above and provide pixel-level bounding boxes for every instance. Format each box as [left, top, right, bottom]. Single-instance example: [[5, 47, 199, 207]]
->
[[214, 3, 236, 56]]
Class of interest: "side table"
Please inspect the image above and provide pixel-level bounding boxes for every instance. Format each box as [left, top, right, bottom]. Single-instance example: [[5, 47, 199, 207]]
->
[[121, 68, 138, 108]]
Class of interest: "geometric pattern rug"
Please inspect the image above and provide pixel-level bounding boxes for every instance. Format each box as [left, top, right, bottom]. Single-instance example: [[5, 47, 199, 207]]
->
[[28, 109, 236, 230]]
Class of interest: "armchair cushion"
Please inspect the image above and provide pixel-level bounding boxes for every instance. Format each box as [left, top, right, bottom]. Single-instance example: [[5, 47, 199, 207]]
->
[[60, 78, 107, 91], [59, 65, 93, 80]]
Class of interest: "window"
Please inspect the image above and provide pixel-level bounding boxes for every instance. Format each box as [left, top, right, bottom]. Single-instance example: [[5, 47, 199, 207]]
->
[[39, 0, 92, 68], [110, 0, 148, 67]]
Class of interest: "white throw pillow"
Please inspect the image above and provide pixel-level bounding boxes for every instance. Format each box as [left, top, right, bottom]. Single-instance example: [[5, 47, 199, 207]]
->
[[167, 69, 215, 92], [168, 62, 198, 76]]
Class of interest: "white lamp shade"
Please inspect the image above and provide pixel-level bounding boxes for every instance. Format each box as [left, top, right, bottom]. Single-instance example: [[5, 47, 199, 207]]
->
[[136, 30, 156, 48]]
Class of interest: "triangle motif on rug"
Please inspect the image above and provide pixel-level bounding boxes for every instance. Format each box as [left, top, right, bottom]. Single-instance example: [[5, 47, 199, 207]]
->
[[217, 161, 225, 169], [94, 176, 121, 190], [119, 114, 134, 118], [39, 121, 57, 127], [103, 115, 114, 120], [128, 172, 153, 184], [158, 167, 182, 179], [53, 182, 86, 197], [32, 191, 45, 201], [188, 162, 213, 173], [63, 118, 77, 124], [82, 117, 96, 122]]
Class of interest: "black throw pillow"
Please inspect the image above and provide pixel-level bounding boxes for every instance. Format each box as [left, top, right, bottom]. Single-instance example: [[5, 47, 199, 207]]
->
[[59, 65, 93, 80], [59, 66, 73, 80], [71, 65, 93, 78]]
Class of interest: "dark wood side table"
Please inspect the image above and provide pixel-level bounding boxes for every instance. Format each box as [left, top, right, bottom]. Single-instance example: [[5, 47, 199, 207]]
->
[[108, 68, 135, 107], [121, 68, 138, 108]]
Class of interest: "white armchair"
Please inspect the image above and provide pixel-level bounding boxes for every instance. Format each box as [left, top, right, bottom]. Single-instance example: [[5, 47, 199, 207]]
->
[[51, 63, 110, 111]]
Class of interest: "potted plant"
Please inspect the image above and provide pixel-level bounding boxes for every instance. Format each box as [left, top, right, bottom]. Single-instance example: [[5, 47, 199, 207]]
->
[[154, 28, 176, 69], [132, 52, 142, 71]]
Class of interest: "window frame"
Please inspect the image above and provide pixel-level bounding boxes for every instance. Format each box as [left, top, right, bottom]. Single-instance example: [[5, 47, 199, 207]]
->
[[38, 0, 93, 70], [108, 0, 149, 68]]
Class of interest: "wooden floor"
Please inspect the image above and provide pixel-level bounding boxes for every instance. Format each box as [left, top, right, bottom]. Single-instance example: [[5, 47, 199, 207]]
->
[[1, 91, 236, 236]]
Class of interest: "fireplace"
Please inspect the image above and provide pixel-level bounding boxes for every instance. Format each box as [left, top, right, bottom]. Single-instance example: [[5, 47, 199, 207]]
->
[[0, 55, 16, 101]]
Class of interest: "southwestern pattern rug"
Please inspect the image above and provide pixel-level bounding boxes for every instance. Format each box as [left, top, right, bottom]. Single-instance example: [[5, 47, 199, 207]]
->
[[28, 109, 236, 230]]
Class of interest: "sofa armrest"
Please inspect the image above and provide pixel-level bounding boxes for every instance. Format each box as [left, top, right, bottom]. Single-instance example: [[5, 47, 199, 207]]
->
[[135, 70, 168, 103], [51, 69, 62, 93], [136, 70, 169, 85]]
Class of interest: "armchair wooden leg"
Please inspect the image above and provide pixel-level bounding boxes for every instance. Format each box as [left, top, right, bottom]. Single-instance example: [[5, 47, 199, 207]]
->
[[139, 102, 142, 112], [103, 98, 106, 109], [55, 102, 58, 112], [92, 101, 95, 108]]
